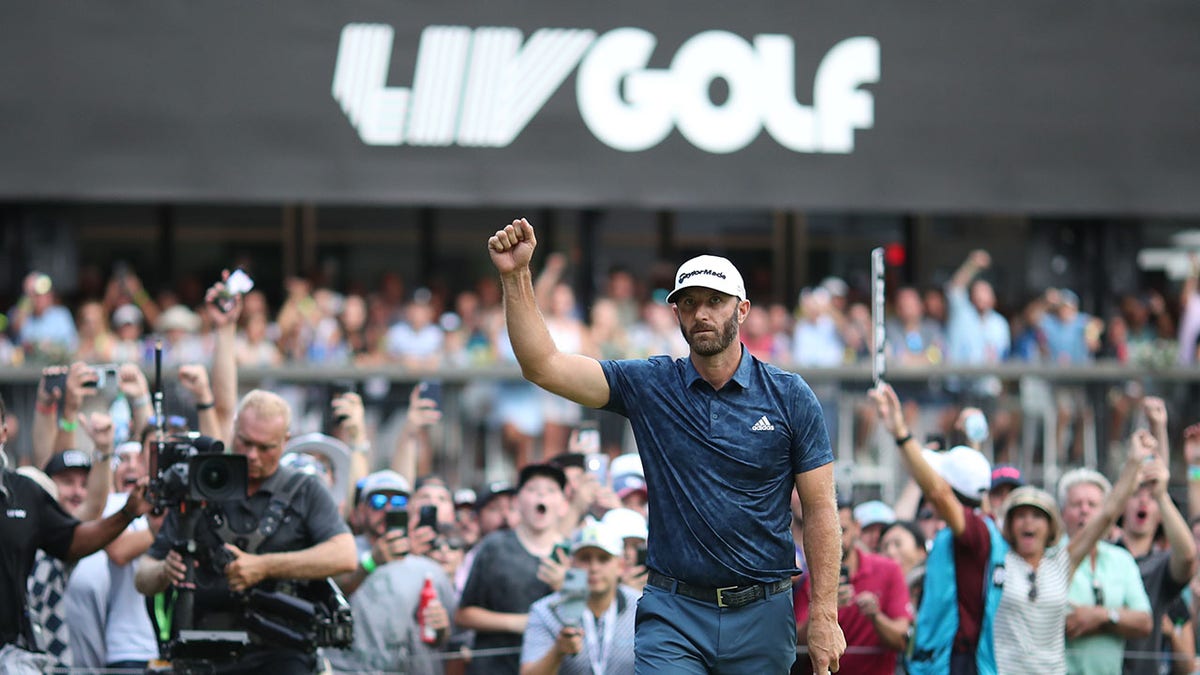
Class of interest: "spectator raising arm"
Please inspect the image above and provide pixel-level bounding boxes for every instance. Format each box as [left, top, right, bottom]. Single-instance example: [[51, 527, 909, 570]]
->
[[1185, 423, 1200, 523], [77, 411, 115, 522], [948, 250, 991, 293], [389, 385, 441, 486], [178, 364, 220, 439], [32, 366, 65, 469], [870, 383, 969, 536], [204, 272, 243, 444], [56, 361, 99, 453], [1066, 431, 1153, 575], [1145, 437, 1199, 587], [117, 363, 153, 439], [330, 390, 371, 504]]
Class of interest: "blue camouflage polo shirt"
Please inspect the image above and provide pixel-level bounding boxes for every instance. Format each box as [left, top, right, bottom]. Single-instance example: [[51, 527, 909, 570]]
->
[[600, 345, 832, 587]]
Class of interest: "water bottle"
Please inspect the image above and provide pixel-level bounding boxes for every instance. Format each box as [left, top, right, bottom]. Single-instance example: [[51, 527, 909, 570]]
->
[[418, 574, 438, 645]]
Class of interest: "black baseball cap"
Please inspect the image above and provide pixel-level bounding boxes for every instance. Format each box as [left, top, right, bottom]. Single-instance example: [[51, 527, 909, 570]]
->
[[44, 450, 92, 477], [517, 463, 567, 492], [474, 480, 516, 512]]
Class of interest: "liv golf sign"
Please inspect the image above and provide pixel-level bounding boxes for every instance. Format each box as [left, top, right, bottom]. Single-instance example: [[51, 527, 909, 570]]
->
[[332, 24, 880, 154]]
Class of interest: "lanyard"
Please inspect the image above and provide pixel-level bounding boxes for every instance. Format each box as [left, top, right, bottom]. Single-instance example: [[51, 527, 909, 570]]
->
[[581, 598, 618, 675]]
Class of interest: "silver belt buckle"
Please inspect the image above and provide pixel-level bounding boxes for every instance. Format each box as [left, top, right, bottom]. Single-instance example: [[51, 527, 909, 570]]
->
[[715, 585, 739, 608]]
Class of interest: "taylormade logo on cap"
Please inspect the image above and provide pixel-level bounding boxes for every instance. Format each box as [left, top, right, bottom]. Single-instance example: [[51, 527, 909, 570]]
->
[[666, 255, 746, 303]]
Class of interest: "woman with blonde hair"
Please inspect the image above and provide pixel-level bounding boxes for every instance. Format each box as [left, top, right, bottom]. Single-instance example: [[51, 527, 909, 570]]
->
[[992, 430, 1155, 674]]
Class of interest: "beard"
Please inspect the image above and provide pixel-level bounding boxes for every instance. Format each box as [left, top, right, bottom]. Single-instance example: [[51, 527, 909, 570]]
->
[[682, 308, 740, 357]]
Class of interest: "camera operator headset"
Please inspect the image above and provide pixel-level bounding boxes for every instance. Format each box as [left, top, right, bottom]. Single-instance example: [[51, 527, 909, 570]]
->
[[134, 390, 357, 675]]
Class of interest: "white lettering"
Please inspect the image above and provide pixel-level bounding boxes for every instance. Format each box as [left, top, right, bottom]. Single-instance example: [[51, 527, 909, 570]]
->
[[332, 24, 880, 154], [577, 28, 674, 152]]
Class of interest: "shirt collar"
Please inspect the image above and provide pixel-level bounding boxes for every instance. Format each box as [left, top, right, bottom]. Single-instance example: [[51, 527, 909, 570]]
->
[[683, 344, 753, 390], [257, 465, 288, 494]]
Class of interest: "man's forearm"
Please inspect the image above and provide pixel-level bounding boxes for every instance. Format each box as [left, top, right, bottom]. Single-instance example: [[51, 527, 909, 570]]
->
[[802, 497, 840, 625], [1111, 608, 1153, 640], [871, 614, 910, 652], [82, 448, 113, 522], [68, 509, 135, 561], [211, 325, 238, 443], [106, 528, 154, 567], [134, 554, 171, 596], [522, 645, 566, 675], [262, 533, 356, 580], [1159, 493, 1198, 584], [501, 269, 559, 382], [456, 606, 528, 634], [32, 408, 57, 471]]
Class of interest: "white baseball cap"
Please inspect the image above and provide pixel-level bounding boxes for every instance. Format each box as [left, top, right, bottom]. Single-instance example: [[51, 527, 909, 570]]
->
[[609, 453, 643, 478], [601, 507, 648, 542], [666, 255, 747, 304], [922, 446, 992, 501], [570, 521, 624, 558], [853, 500, 896, 529]]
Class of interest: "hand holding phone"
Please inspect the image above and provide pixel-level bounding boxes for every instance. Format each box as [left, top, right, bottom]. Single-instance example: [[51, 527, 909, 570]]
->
[[215, 268, 254, 313], [418, 504, 438, 530], [576, 421, 600, 454], [417, 381, 442, 408], [553, 568, 589, 627], [385, 509, 409, 536], [551, 541, 572, 563], [584, 453, 609, 487]]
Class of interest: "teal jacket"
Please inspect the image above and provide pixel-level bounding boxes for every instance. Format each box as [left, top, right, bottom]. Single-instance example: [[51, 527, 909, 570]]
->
[[906, 513, 1008, 675]]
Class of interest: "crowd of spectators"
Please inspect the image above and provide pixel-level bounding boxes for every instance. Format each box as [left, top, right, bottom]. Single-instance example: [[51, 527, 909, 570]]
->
[[4, 249, 1196, 467], [6, 258, 1200, 674], [4, 250, 1195, 374]]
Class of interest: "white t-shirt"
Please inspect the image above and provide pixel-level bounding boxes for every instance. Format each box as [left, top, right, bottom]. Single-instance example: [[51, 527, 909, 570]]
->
[[994, 542, 1071, 675], [104, 493, 159, 664]]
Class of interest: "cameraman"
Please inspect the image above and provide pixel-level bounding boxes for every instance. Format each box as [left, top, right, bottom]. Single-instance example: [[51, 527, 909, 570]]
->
[[134, 390, 357, 674]]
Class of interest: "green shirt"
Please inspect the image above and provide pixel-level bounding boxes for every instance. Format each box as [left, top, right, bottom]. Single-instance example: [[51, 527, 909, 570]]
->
[[1066, 540, 1152, 675]]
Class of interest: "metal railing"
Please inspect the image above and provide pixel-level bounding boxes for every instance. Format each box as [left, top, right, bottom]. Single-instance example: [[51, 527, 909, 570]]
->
[[2, 362, 1197, 494]]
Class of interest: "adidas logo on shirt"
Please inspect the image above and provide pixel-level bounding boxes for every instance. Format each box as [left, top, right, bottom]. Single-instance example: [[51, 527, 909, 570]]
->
[[750, 416, 775, 431]]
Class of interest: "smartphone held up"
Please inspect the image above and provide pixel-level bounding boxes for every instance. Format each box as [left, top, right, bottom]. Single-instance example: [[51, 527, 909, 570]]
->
[[214, 268, 255, 313]]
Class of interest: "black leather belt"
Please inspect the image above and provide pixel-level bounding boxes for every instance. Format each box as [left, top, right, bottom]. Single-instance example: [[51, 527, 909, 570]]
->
[[647, 571, 791, 609]]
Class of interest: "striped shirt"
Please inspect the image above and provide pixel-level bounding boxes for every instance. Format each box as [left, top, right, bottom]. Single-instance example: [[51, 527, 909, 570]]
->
[[993, 544, 1071, 675]]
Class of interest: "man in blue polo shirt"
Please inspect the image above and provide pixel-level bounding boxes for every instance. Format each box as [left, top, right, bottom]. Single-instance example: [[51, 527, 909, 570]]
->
[[488, 218, 845, 674]]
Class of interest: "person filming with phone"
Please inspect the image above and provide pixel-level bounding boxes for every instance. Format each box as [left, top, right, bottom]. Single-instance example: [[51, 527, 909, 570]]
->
[[336, 470, 414, 596], [521, 521, 638, 675]]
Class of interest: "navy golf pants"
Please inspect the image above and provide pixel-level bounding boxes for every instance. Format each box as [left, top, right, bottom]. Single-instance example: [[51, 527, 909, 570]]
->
[[635, 581, 797, 674]]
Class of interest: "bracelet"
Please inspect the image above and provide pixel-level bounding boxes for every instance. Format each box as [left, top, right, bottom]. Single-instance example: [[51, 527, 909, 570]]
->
[[94, 450, 113, 463], [131, 395, 151, 409], [59, 418, 79, 433], [35, 401, 57, 416], [351, 443, 371, 455], [1188, 465, 1200, 482], [196, 401, 215, 411], [360, 552, 377, 574], [895, 433, 913, 446]]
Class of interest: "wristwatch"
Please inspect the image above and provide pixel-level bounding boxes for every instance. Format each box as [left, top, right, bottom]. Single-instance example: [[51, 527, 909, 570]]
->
[[1107, 609, 1120, 626]]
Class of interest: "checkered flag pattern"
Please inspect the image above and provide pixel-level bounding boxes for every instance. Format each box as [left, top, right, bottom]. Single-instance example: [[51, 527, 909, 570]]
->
[[26, 551, 72, 668]]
